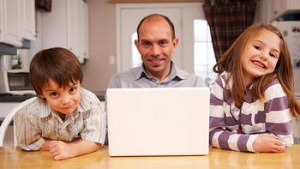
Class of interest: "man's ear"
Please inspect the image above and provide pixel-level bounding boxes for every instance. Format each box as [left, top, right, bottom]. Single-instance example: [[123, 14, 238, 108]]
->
[[172, 38, 178, 47]]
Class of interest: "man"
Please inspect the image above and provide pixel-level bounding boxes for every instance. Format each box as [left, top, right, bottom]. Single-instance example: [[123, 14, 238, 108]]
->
[[104, 14, 204, 145], [107, 13, 204, 88]]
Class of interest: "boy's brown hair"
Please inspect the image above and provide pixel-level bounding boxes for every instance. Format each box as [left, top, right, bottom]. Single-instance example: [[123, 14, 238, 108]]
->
[[29, 47, 83, 96]]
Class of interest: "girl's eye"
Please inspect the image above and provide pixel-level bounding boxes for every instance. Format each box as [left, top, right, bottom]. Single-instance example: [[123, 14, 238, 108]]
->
[[254, 45, 260, 50], [270, 53, 278, 58]]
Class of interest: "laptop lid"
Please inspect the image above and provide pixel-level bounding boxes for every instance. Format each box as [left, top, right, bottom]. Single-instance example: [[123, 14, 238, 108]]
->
[[107, 87, 210, 156]]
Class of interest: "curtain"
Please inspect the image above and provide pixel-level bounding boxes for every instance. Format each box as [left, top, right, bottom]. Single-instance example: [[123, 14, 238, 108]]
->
[[203, 0, 257, 62], [35, 0, 52, 12]]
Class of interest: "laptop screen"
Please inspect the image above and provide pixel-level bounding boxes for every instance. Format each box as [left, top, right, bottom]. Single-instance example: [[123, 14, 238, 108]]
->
[[107, 87, 210, 156]]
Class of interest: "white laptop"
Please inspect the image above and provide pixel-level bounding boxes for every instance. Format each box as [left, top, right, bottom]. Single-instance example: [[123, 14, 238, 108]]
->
[[106, 87, 210, 156]]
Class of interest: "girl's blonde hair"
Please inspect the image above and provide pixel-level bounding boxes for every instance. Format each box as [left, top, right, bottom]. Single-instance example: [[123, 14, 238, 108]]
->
[[213, 23, 300, 117]]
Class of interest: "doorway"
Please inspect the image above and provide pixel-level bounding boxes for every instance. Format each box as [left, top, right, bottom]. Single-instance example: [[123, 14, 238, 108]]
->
[[116, 3, 205, 74]]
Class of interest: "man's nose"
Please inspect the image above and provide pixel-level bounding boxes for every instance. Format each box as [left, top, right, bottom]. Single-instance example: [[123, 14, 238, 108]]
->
[[150, 44, 161, 56]]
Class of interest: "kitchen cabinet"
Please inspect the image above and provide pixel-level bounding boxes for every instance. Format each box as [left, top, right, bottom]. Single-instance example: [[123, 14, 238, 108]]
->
[[0, 0, 22, 47], [256, 0, 300, 23], [0, 0, 36, 47], [272, 0, 300, 18], [40, 0, 89, 63], [19, 0, 36, 41]]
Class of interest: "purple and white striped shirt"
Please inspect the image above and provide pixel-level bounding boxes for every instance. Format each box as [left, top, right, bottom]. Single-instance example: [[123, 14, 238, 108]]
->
[[209, 72, 293, 152]]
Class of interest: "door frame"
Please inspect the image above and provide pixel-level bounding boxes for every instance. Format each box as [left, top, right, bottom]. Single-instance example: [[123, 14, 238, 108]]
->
[[116, 2, 204, 73]]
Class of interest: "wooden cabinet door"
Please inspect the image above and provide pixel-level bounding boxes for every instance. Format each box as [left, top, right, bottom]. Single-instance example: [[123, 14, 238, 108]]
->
[[0, 0, 22, 47]]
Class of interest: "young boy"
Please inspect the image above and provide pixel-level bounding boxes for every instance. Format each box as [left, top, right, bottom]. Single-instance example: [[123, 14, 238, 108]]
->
[[15, 47, 106, 160]]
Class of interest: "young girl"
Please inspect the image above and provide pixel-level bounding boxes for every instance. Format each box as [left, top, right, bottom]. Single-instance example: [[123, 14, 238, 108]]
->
[[210, 23, 300, 153]]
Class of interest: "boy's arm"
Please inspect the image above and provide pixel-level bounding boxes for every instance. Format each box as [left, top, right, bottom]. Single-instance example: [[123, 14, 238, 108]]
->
[[45, 139, 100, 160]]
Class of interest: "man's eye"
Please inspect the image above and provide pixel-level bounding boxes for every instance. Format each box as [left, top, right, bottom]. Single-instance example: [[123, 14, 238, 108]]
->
[[159, 41, 168, 46], [141, 41, 151, 46]]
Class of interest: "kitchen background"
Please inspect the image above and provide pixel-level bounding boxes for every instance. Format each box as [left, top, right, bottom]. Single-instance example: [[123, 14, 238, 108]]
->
[[1, 0, 299, 92], [1, 0, 300, 144]]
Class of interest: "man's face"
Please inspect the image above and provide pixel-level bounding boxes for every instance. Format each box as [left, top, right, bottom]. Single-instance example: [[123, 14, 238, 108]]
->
[[135, 18, 178, 81]]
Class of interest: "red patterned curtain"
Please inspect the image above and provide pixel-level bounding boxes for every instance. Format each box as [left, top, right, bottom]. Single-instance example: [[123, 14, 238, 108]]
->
[[203, 0, 257, 62], [35, 0, 52, 12]]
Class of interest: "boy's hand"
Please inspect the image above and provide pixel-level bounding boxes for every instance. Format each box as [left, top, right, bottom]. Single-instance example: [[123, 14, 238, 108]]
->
[[253, 133, 287, 153], [46, 139, 100, 160], [49, 140, 76, 160]]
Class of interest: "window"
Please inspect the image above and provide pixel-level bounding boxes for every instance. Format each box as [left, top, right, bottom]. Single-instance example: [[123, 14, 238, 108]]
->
[[194, 20, 217, 87], [131, 32, 141, 67]]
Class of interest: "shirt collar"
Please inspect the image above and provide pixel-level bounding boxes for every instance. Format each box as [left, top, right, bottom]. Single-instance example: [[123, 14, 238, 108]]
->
[[134, 61, 189, 81]]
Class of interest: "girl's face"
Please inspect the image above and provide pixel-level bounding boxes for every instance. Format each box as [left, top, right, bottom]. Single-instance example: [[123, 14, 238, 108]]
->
[[241, 29, 281, 85], [40, 79, 81, 115]]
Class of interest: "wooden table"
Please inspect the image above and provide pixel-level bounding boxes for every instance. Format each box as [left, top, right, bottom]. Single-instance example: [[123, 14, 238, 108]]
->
[[1, 145, 299, 169]]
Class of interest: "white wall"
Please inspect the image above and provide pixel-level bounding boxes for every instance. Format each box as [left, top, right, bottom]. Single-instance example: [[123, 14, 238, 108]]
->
[[81, 0, 116, 92]]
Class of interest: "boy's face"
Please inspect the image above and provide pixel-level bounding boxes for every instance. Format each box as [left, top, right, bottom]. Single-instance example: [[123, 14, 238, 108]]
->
[[40, 79, 81, 115]]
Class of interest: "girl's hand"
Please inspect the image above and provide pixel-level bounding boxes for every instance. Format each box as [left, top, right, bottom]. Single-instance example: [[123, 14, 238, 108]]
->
[[253, 133, 287, 153]]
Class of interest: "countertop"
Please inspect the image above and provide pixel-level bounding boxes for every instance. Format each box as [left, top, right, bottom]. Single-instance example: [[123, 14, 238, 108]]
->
[[1, 145, 300, 169], [0, 93, 35, 102], [0, 91, 106, 102]]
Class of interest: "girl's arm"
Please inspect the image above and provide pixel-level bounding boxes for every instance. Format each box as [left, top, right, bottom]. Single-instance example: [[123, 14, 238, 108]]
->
[[209, 78, 293, 153], [209, 75, 256, 152], [253, 81, 293, 152]]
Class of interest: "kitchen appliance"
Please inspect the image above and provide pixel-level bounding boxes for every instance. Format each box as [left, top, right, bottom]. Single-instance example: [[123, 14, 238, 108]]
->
[[272, 20, 300, 144], [0, 55, 12, 71], [0, 70, 34, 95], [272, 20, 300, 97]]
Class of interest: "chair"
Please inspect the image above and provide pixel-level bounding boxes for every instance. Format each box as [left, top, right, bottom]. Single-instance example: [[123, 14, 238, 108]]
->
[[0, 97, 36, 146]]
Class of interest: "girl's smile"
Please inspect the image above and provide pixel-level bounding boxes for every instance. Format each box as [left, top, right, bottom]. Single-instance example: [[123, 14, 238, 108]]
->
[[241, 28, 280, 85]]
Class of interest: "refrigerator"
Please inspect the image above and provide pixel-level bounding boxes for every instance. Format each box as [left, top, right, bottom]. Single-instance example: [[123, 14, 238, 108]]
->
[[272, 21, 300, 97], [272, 21, 300, 143]]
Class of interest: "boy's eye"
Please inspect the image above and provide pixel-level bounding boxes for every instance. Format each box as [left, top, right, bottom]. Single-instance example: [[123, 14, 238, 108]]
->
[[69, 87, 77, 93], [50, 92, 58, 97]]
